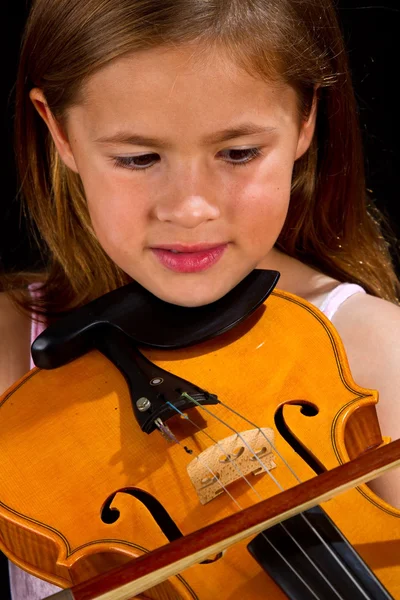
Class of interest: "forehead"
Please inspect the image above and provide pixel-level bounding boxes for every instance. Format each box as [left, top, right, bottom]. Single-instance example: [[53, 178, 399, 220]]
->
[[70, 44, 297, 138]]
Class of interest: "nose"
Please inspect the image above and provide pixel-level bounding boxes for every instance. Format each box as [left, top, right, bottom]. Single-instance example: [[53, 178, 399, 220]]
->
[[155, 195, 220, 228], [154, 165, 220, 228]]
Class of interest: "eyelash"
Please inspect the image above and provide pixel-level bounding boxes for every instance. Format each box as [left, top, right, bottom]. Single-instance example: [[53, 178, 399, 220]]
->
[[112, 147, 264, 171]]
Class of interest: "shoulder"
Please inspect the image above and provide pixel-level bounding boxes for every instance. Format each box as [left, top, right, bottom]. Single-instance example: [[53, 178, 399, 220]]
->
[[329, 292, 400, 411], [331, 292, 400, 379], [331, 292, 400, 506], [0, 292, 32, 396]]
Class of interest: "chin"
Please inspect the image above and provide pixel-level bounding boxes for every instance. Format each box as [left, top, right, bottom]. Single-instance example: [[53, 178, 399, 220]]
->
[[157, 289, 224, 308], [150, 279, 237, 308]]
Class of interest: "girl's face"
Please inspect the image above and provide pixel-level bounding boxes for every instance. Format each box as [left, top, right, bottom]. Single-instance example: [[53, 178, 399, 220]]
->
[[34, 45, 316, 306]]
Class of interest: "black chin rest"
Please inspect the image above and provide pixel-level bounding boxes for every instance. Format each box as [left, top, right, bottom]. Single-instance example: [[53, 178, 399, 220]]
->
[[31, 269, 280, 369]]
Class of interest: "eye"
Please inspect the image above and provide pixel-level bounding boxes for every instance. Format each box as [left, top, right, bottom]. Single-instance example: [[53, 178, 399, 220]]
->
[[112, 147, 263, 171], [113, 153, 160, 170], [219, 147, 263, 166]]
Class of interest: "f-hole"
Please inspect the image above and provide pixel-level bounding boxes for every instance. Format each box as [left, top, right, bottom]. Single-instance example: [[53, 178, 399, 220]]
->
[[101, 487, 222, 564], [101, 487, 183, 542], [274, 401, 325, 475]]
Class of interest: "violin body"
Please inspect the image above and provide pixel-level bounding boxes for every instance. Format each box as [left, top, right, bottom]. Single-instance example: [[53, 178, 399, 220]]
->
[[0, 289, 399, 598]]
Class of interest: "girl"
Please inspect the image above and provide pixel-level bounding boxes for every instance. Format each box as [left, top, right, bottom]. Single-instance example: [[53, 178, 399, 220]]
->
[[1, 0, 399, 598]]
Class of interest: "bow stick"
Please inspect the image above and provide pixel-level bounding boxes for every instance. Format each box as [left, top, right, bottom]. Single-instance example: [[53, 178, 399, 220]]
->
[[47, 438, 400, 600]]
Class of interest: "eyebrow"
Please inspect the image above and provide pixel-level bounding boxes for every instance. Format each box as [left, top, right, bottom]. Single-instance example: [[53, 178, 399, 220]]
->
[[94, 123, 277, 148]]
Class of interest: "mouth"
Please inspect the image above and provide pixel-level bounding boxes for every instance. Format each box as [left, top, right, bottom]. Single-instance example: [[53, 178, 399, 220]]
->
[[150, 243, 228, 273], [154, 243, 226, 253]]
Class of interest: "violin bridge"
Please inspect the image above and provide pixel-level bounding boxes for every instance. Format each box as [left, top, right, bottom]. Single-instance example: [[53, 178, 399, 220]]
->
[[187, 428, 276, 505]]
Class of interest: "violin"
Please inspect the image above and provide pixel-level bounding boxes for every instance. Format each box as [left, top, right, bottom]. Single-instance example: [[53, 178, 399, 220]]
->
[[0, 270, 399, 599]]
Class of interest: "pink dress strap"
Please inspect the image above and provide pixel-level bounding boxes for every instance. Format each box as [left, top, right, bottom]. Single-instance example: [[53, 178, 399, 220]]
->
[[28, 283, 46, 370], [319, 283, 366, 321]]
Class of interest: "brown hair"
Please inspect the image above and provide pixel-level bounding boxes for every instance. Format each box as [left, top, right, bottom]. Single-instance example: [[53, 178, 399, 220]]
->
[[6, 0, 400, 317]]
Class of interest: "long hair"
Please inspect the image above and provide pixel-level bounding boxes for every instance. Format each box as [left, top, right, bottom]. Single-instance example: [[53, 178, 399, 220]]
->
[[6, 0, 400, 317]]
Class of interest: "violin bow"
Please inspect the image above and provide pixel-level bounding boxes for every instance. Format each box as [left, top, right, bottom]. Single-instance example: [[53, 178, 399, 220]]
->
[[47, 438, 400, 600]]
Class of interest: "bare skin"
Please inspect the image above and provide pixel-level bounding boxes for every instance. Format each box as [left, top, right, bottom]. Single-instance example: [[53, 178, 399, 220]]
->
[[0, 293, 31, 394]]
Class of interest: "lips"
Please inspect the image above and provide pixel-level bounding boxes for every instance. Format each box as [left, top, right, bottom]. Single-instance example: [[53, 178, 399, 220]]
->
[[154, 243, 225, 253], [151, 243, 227, 273]]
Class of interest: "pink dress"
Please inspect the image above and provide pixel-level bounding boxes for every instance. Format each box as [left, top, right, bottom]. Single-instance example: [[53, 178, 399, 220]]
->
[[9, 281, 366, 599]]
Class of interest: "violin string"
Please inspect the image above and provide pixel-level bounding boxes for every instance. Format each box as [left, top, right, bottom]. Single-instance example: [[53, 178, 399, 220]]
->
[[213, 399, 372, 599], [255, 531, 323, 600], [166, 401, 262, 501], [166, 402, 345, 599], [180, 394, 283, 490], [181, 395, 371, 599], [154, 417, 242, 510], [156, 413, 335, 600], [216, 398, 301, 483]]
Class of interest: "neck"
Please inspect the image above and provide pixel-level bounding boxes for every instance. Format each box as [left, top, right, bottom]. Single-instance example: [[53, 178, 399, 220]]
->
[[257, 249, 338, 306]]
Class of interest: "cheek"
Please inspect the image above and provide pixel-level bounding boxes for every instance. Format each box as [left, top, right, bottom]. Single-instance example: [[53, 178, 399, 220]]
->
[[239, 189, 290, 250], [230, 160, 293, 243], [79, 165, 149, 253]]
